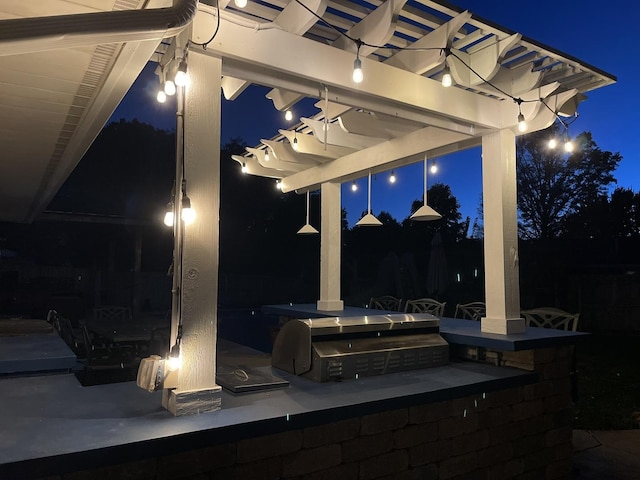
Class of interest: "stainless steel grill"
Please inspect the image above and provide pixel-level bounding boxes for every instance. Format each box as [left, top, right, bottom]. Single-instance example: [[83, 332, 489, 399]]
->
[[271, 314, 448, 382]]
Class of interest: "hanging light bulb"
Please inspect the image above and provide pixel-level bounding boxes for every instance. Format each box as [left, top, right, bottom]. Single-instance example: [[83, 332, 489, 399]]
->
[[351, 181, 358, 192], [174, 59, 188, 87], [264, 149, 270, 161], [241, 162, 247, 174], [292, 133, 299, 152], [352, 40, 363, 83], [163, 202, 174, 227], [548, 138, 557, 149], [285, 110, 293, 121], [564, 139, 574, 153], [430, 160, 438, 174], [441, 64, 452, 88], [352, 57, 363, 83], [276, 180, 283, 190], [157, 90, 167, 103], [517, 113, 527, 132], [234, 0, 247, 7], [389, 171, 396, 184], [164, 79, 176, 96], [181, 195, 196, 224]]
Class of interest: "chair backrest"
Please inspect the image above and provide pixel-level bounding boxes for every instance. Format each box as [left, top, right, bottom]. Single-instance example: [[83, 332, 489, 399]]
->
[[369, 295, 403, 312], [80, 324, 95, 360], [93, 305, 132, 323], [149, 327, 171, 357], [454, 302, 486, 321], [404, 298, 445, 316], [521, 307, 580, 332]]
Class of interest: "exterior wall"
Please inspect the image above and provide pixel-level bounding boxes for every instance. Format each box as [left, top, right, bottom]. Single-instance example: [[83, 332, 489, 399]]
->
[[36, 347, 573, 480]]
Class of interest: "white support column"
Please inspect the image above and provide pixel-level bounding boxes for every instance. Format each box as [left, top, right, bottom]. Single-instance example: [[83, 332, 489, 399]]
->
[[481, 129, 525, 334], [163, 50, 222, 415], [317, 182, 344, 311]]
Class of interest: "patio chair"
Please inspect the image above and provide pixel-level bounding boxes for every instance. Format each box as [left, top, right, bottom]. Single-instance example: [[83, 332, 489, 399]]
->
[[454, 302, 486, 321], [521, 307, 580, 331], [79, 324, 138, 385], [368, 295, 403, 312], [404, 298, 446, 316], [149, 326, 171, 357], [49, 310, 84, 355]]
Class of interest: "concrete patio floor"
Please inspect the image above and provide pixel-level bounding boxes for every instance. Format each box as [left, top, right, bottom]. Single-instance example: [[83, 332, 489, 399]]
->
[[573, 429, 640, 479]]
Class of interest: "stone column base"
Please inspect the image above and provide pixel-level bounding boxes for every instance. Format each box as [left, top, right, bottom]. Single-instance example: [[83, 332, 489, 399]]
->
[[481, 317, 526, 335], [316, 299, 344, 311], [165, 386, 222, 416]]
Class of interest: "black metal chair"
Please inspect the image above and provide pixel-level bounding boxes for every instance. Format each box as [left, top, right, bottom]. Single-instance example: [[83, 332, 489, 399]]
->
[[79, 324, 138, 385], [454, 302, 486, 321], [368, 295, 403, 311], [404, 298, 446, 316]]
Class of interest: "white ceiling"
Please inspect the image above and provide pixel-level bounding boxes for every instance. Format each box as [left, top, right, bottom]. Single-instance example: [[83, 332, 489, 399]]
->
[[0, 0, 174, 223]]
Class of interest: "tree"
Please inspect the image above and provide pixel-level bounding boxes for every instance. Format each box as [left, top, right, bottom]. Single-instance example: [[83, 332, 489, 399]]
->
[[563, 187, 640, 239], [403, 183, 468, 242], [516, 124, 621, 239]]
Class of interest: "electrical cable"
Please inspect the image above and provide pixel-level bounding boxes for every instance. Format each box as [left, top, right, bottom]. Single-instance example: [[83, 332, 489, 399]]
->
[[190, 0, 221, 49]]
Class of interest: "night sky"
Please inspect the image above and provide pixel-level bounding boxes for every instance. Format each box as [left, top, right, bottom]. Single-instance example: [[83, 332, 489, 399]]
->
[[110, 0, 638, 228]]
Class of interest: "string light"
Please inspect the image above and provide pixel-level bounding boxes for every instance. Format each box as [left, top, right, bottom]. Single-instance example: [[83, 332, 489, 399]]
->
[[292, 132, 299, 152], [548, 138, 557, 149], [441, 65, 452, 88], [285, 110, 293, 121], [181, 195, 196, 224], [276, 179, 283, 190], [351, 181, 358, 192], [516, 99, 527, 132], [157, 90, 167, 103], [164, 79, 176, 96], [430, 160, 438, 174], [264, 149, 270, 161], [389, 171, 396, 183], [352, 40, 363, 83], [241, 162, 247, 173], [163, 202, 174, 227], [234, 0, 248, 8], [174, 59, 189, 87]]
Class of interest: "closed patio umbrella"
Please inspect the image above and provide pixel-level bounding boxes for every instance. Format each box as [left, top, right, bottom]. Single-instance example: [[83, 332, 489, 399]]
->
[[426, 231, 449, 298]]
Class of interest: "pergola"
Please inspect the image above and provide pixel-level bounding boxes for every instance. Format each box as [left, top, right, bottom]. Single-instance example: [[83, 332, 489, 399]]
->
[[0, 0, 615, 415]]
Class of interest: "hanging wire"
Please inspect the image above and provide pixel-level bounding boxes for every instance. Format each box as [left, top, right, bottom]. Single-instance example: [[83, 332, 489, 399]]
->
[[190, 0, 221, 49]]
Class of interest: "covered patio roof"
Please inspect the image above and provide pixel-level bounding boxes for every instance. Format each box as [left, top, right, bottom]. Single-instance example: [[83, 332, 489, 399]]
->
[[0, 0, 615, 224]]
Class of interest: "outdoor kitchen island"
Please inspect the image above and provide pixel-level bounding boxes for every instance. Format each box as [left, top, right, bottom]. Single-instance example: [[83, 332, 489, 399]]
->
[[0, 312, 584, 480]]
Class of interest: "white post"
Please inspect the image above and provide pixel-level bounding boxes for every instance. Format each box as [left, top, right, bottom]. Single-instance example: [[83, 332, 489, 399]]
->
[[481, 129, 525, 334], [316, 182, 344, 311], [163, 49, 222, 415]]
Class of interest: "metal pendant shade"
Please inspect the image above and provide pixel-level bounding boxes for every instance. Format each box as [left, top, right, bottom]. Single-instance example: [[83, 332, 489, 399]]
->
[[410, 156, 442, 221], [297, 190, 319, 234], [356, 171, 382, 226]]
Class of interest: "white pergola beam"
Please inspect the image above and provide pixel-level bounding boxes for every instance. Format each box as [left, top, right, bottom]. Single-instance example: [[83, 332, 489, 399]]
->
[[194, 11, 516, 130], [281, 126, 472, 192]]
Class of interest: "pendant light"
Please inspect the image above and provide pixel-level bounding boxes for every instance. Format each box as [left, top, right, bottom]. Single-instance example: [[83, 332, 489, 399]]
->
[[356, 172, 382, 226], [297, 191, 319, 234], [410, 155, 442, 221]]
